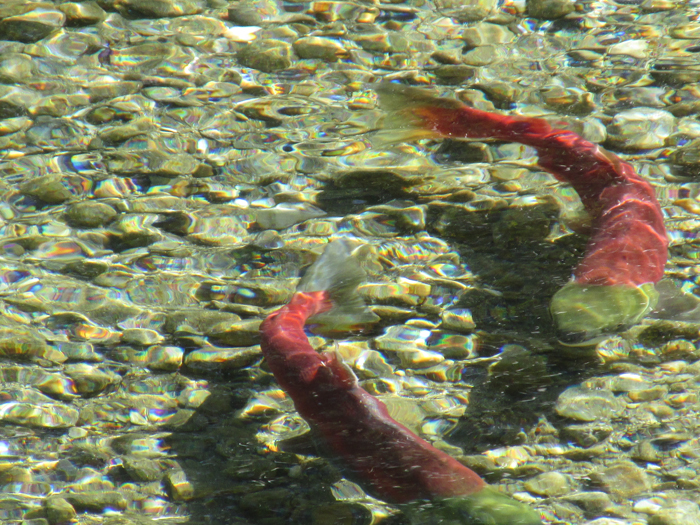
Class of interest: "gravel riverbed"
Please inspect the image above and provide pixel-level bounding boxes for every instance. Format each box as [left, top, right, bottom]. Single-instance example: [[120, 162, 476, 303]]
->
[[2, 1, 700, 524]]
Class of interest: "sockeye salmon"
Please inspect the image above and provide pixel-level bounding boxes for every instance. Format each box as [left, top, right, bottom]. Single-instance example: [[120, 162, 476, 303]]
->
[[260, 239, 543, 525], [374, 83, 669, 343]]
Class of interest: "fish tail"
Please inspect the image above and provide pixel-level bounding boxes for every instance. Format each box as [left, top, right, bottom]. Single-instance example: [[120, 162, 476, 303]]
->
[[297, 239, 380, 333], [373, 82, 466, 144], [374, 82, 551, 144]]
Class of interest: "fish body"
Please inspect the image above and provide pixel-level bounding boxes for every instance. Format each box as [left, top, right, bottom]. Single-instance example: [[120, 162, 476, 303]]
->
[[262, 291, 486, 503], [260, 240, 542, 524], [375, 83, 668, 341]]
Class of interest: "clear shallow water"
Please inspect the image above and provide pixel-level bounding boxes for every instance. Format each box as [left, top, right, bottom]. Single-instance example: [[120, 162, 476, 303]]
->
[[1, 0, 700, 524]]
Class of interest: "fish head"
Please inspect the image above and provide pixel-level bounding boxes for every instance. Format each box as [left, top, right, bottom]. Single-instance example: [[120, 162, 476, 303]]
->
[[551, 281, 658, 346], [405, 487, 543, 525]]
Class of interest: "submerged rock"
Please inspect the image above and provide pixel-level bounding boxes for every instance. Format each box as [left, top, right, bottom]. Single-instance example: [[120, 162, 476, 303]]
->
[[526, 0, 574, 19], [237, 38, 292, 72], [606, 108, 675, 150], [0, 5, 65, 43], [555, 386, 625, 422]]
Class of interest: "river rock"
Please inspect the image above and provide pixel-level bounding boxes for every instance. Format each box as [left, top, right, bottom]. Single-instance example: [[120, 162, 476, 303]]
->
[[64, 491, 128, 512], [65, 201, 117, 228], [606, 108, 675, 150], [526, 0, 574, 19], [58, 2, 106, 26], [555, 386, 625, 421], [44, 496, 77, 524], [589, 461, 651, 499], [107, 0, 202, 18], [0, 6, 65, 43], [237, 39, 292, 72], [649, 500, 700, 525], [524, 471, 572, 497], [293, 36, 348, 61]]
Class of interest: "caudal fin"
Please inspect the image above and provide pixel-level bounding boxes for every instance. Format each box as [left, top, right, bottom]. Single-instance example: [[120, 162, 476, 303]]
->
[[372, 83, 462, 145], [373, 82, 552, 145], [298, 239, 380, 332]]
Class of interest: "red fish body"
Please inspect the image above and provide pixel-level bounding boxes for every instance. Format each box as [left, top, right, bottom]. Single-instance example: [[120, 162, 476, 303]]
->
[[375, 84, 668, 340], [261, 291, 486, 503], [260, 240, 542, 524], [399, 100, 667, 288]]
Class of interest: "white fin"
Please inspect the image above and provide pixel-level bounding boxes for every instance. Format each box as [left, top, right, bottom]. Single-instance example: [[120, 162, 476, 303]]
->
[[298, 239, 380, 332], [651, 279, 700, 322]]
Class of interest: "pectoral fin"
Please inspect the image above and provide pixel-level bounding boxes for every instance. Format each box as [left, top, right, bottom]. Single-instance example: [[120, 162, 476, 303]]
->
[[320, 350, 358, 389], [650, 279, 700, 322]]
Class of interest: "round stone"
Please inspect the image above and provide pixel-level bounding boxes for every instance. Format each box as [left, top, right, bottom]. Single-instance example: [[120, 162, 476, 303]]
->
[[524, 471, 572, 497], [63, 491, 127, 513], [526, 0, 575, 19], [65, 201, 117, 228], [44, 497, 77, 524], [589, 461, 651, 498], [649, 500, 700, 525], [58, 2, 106, 26], [555, 386, 625, 422], [120, 328, 164, 346], [293, 36, 348, 61], [606, 108, 675, 150], [0, 7, 65, 43], [237, 38, 292, 72]]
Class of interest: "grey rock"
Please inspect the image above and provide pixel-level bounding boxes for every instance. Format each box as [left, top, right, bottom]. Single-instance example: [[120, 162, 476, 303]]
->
[[0, 7, 65, 43], [555, 386, 625, 422], [293, 36, 348, 61], [20, 174, 91, 204], [97, 117, 153, 145], [583, 518, 633, 525], [434, 65, 476, 85], [561, 422, 613, 447], [237, 38, 292, 72], [0, 327, 65, 363], [65, 201, 117, 228], [525, 471, 572, 497], [631, 440, 660, 462], [44, 496, 77, 525], [0, 53, 36, 84], [228, 3, 263, 26], [462, 23, 515, 47], [58, 2, 106, 26], [120, 328, 164, 346], [208, 319, 262, 347], [670, 138, 700, 167], [589, 461, 651, 498], [560, 492, 614, 517], [108, 0, 202, 18], [64, 491, 128, 512], [238, 488, 295, 519], [606, 108, 675, 150], [163, 309, 241, 336], [649, 500, 700, 525], [526, 0, 574, 19], [164, 469, 195, 501], [184, 345, 261, 371], [434, 0, 498, 22], [0, 85, 39, 118], [123, 456, 162, 482], [64, 364, 119, 396]]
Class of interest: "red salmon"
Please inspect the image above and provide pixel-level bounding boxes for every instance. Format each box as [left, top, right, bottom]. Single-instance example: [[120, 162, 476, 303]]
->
[[260, 239, 543, 524], [374, 83, 668, 342]]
